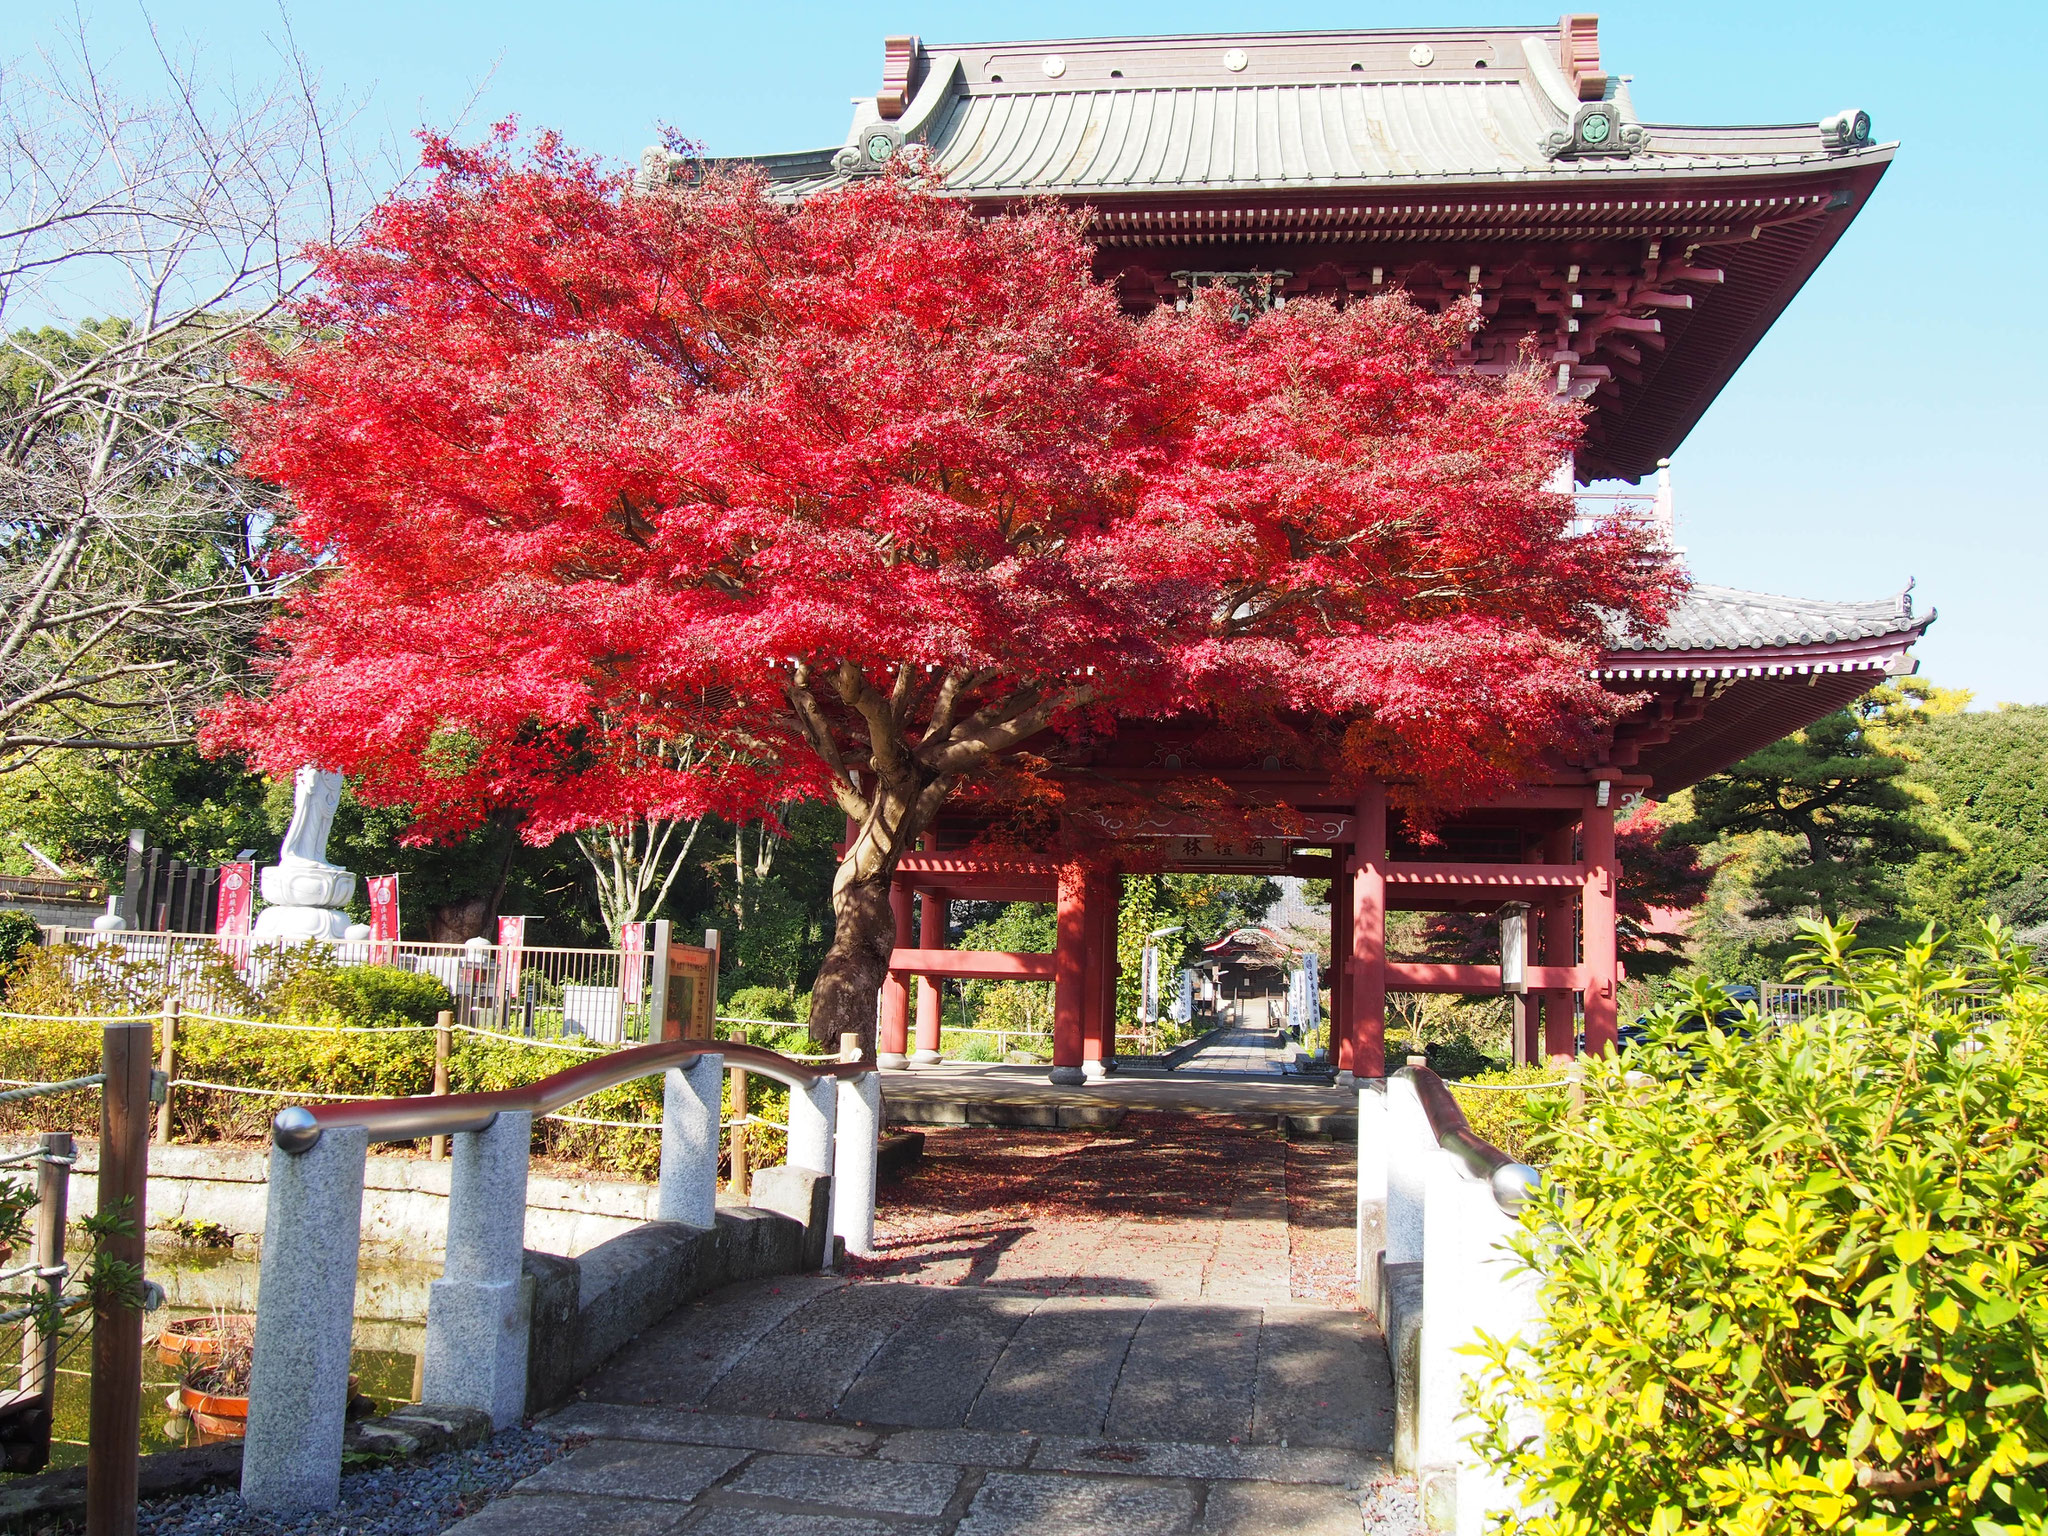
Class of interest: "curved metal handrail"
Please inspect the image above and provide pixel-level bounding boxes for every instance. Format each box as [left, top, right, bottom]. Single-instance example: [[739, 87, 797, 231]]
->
[[270, 1038, 871, 1154], [1403, 1065, 1542, 1213]]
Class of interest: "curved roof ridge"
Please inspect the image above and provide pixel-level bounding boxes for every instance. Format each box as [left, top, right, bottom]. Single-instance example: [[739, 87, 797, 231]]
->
[[1613, 582, 1933, 655]]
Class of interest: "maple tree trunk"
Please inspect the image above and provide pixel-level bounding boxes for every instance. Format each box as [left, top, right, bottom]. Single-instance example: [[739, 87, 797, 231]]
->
[[809, 869, 896, 1054], [808, 784, 930, 1054]]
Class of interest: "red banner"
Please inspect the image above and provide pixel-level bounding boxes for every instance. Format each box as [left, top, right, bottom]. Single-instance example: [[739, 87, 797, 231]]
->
[[497, 914, 527, 1001], [215, 862, 254, 964], [367, 875, 400, 962], [620, 921, 647, 1015]]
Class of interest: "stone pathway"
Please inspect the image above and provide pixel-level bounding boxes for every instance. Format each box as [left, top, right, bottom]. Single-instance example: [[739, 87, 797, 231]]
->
[[853, 1117, 1296, 1304], [1172, 1020, 1287, 1077], [455, 1276, 1396, 1535], [445, 1116, 1406, 1535]]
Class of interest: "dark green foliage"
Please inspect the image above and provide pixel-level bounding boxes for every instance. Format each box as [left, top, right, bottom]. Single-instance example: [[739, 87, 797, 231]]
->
[[1421, 1034, 1497, 1080], [0, 911, 40, 976], [723, 985, 797, 1023], [1898, 706, 2048, 938]]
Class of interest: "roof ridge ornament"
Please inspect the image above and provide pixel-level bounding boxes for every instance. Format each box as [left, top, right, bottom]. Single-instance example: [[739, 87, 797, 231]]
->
[[1543, 100, 1651, 160], [876, 36, 924, 119], [1820, 108, 1874, 150], [1560, 14, 1608, 101]]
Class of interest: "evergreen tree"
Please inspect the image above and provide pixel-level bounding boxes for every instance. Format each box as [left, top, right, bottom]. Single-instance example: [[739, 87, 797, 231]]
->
[[1666, 707, 1953, 941]]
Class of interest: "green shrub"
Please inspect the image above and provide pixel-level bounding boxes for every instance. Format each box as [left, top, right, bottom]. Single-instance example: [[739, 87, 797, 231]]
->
[[1449, 1065, 1567, 1165], [1473, 920, 2048, 1535], [724, 985, 797, 1023], [0, 911, 40, 978], [1423, 1033, 1500, 1081]]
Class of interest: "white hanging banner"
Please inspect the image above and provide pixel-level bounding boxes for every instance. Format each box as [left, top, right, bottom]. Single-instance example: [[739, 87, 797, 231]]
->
[[1139, 944, 1161, 1023], [1173, 968, 1193, 1025]]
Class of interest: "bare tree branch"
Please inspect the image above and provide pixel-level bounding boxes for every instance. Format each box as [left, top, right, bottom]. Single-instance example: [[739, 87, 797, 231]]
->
[[0, 15, 374, 769]]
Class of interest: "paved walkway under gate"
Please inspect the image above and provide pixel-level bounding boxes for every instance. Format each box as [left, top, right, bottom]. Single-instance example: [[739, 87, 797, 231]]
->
[[451, 1115, 1412, 1535]]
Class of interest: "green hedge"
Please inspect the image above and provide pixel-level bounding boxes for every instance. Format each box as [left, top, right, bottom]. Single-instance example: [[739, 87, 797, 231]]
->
[[0, 944, 789, 1180], [1472, 921, 2048, 1535]]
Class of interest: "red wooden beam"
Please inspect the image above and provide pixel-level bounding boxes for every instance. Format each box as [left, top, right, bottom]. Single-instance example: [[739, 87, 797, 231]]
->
[[1383, 962, 1585, 994], [1384, 862, 1586, 888], [889, 948, 1055, 980], [897, 853, 1057, 878]]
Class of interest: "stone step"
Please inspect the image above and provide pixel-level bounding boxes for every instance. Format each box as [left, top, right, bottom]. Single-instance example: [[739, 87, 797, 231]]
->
[[578, 1278, 1392, 1454]]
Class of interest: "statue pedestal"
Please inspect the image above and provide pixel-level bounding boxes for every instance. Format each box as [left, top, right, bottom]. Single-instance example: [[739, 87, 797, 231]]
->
[[255, 858, 355, 942], [253, 904, 353, 942]]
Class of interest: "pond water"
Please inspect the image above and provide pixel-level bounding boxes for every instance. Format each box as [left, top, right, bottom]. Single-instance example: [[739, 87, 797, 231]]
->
[[36, 1242, 435, 1474]]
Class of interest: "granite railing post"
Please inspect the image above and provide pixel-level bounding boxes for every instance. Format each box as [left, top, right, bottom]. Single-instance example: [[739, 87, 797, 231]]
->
[[786, 1074, 838, 1177], [1355, 1077, 1388, 1308], [786, 1074, 839, 1263], [832, 1070, 882, 1259], [422, 1110, 533, 1430], [1418, 1144, 1488, 1522], [242, 1117, 369, 1513], [1451, 1168, 1544, 1536], [1385, 1064, 1429, 1268], [658, 1052, 723, 1228]]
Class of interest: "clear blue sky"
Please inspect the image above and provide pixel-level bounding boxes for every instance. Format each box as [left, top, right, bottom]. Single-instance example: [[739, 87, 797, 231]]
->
[[19, 1, 2047, 702]]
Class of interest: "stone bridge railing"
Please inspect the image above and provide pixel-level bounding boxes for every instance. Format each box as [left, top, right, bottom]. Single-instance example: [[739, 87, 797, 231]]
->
[[1358, 1063, 1543, 1536], [241, 1039, 880, 1513]]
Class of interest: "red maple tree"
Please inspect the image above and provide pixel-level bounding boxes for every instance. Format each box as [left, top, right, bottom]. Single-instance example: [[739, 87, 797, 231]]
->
[[210, 130, 1677, 1044]]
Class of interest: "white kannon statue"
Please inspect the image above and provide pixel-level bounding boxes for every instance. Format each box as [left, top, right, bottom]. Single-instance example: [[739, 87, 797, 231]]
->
[[253, 766, 357, 940]]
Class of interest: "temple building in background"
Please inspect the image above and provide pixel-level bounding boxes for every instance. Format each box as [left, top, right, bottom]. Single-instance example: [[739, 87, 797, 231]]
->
[[722, 15, 1928, 1081]]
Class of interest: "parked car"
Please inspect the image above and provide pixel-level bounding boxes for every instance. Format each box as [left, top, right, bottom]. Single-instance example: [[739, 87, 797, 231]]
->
[[1618, 985, 1760, 1051]]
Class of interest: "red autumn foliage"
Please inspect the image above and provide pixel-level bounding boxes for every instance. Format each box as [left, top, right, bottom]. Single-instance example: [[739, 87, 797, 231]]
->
[[208, 129, 1677, 1040]]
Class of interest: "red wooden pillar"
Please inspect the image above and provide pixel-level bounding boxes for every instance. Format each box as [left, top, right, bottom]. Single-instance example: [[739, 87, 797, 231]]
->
[[1099, 872, 1121, 1074], [1051, 862, 1089, 1085], [1539, 825, 1577, 1060], [1081, 872, 1113, 1079], [912, 887, 947, 1063], [1331, 862, 1353, 1074], [877, 877, 914, 1065], [1582, 788, 1620, 1055], [1349, 782, 1389, 1079]]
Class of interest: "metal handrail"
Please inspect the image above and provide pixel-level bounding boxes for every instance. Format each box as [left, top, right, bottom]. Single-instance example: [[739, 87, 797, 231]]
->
[[1402, 1065, 1541, 1213], [270, 1037, 871, 1153]]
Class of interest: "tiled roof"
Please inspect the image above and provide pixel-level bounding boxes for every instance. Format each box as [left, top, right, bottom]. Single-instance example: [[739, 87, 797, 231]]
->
[[726, 27, 1891, 199], [1613, 584, 1927, 655]]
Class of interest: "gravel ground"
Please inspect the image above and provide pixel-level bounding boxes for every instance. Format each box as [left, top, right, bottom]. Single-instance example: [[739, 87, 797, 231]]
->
[[135, 1426, 572, 1536], [1359, 1472, 1424, 1533]]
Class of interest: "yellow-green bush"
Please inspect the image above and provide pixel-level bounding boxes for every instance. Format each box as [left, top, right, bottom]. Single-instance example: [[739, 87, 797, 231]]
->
[[1472, 921, 2048, 1535], [1448, 1066, 1568, 1165]]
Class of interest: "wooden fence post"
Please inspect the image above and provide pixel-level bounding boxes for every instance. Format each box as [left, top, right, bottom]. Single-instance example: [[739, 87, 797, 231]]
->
[[727, 1027, 750, 1198], [87, 1020, 152, 1536], [430, 1010, 452, 1161], [154, 1001, 178, 1146], [20, 1131, 73, 1474]]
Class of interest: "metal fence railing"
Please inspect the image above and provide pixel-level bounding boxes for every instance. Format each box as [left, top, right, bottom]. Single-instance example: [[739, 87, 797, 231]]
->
[[1759, 983, 1851, 1021], [42, 929, 660, 1045]]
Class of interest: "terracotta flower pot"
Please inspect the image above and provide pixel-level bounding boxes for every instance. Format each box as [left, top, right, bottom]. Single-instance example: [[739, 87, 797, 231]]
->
[[156, 1315, 250, 1370], [178, 1384, 248, 1439], [174, 1375, 360, 1440]]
